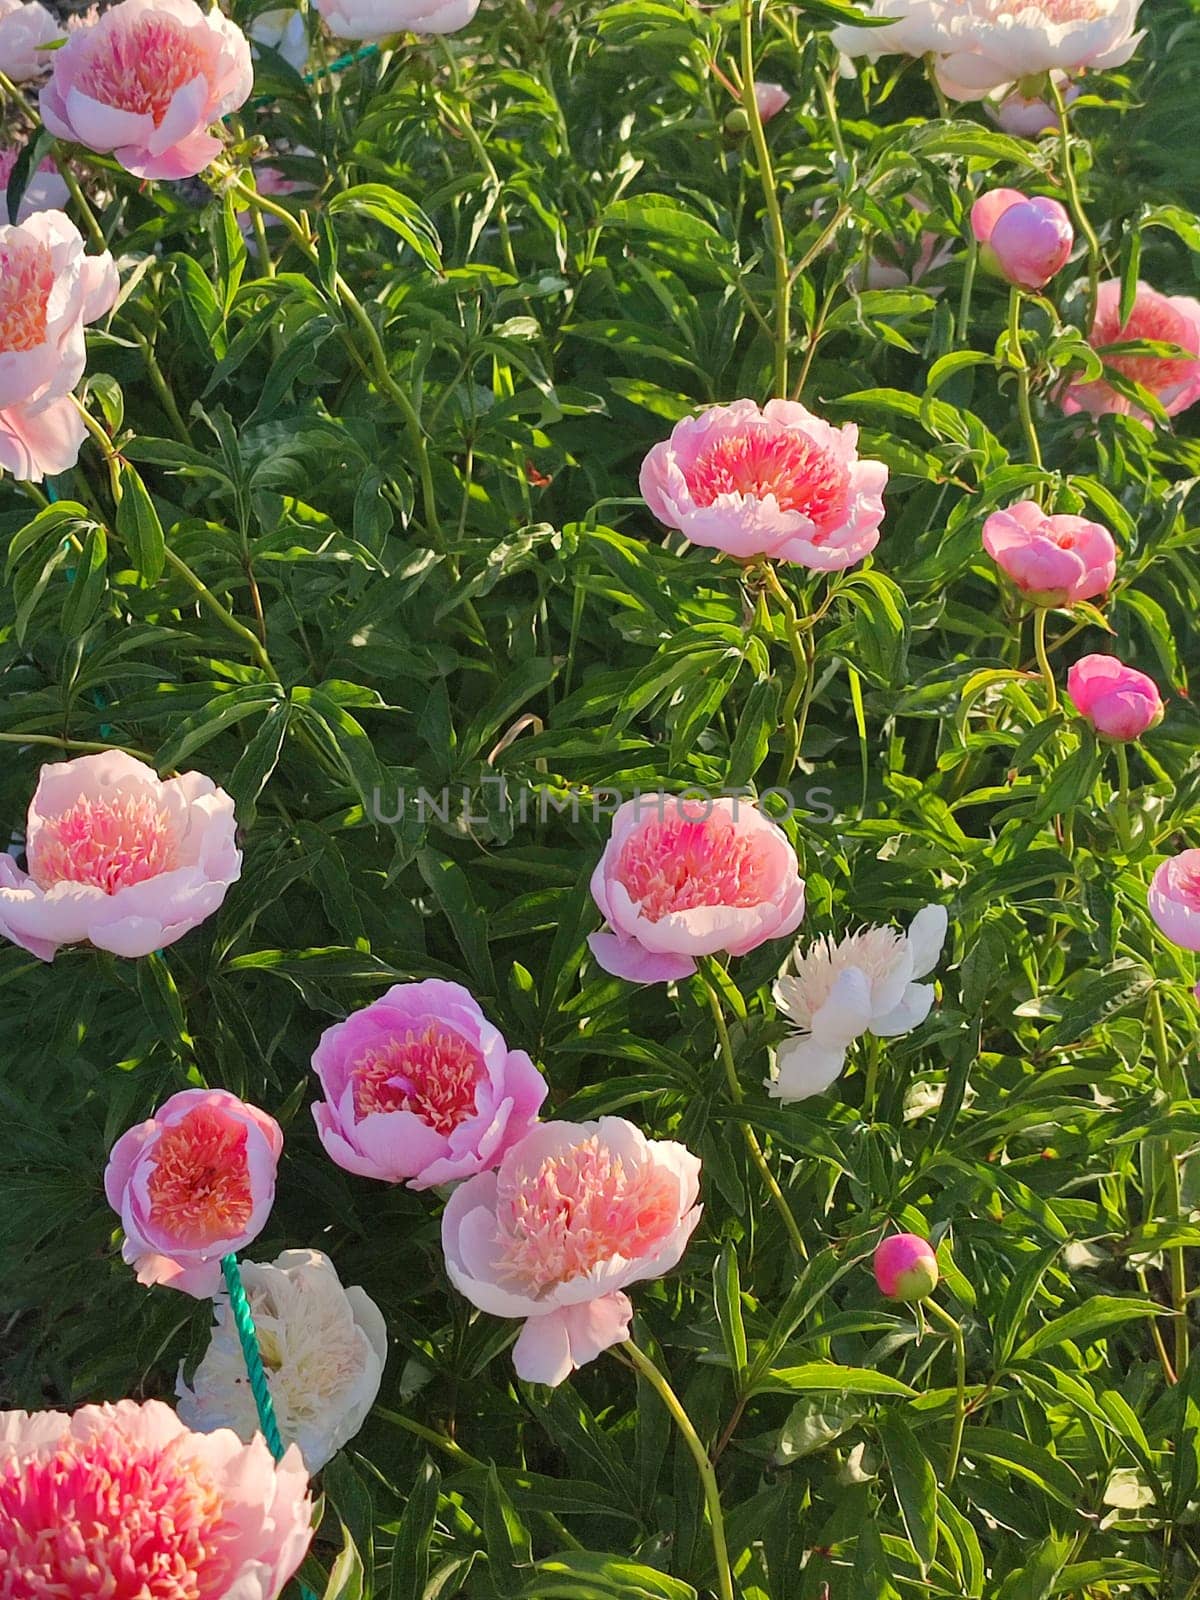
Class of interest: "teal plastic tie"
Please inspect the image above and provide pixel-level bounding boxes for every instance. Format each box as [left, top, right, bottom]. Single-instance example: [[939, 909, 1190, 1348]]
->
[[221, 1254, 320, 1600]]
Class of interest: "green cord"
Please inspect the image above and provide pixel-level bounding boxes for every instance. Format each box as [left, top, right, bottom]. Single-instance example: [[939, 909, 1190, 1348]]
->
[[246, 41, 379, 109]]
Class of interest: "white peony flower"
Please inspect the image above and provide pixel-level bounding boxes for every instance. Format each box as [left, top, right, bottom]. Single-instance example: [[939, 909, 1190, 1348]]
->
[[250, 7, 309, 72], [832, 0, 1145, 103], [767, 905, 948, 1102], [177, 1248, 387, 1472]]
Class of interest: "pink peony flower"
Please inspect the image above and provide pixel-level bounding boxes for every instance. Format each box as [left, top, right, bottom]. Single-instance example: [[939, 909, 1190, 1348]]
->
[[831, 0, 958, 64], [0, 0, 59, 82], [250, 5, 307, 70], [0, 751, 241, 960], [105, 1088, 284, 1298], [970, 188, 1073, 291], [589, 795, 806, 984], [1148, 849, 1200, 953], [314, 0, 479, 41], [0, 1398, 311, 1598], [640, 399, 888, 570], [311, 978, 548, 1190], [39, 0, 253, 181], [0, 143, 70, 222], [988, 74, 1079, 136], [982, 501, 1116, 607], [1066, 654, 1163, 740], [0, 207, 117, 483], [441, 1117, 702, 1385], [1060, 279, 1200, 425], [873, 1232, 939, 1302], [753, 81, 790, 122]]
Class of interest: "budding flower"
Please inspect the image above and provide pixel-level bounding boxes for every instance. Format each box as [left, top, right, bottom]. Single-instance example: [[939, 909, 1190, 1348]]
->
[[970, 188, 1074, 291], [873, 1233, 939, 1303]]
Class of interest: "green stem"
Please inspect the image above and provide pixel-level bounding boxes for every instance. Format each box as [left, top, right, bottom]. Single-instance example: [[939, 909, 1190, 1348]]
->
[[738, 0, 790, 396], [702, 959, 808, 1259], [0, 730, 155, 759], [73, 400, 277, 676], [761, 564, 810, 785], [862, 1033, 880, 1119], [1007, 289, 1043, 471], [1032, 607, 1057, 714], [1112, 739, 1133, 852], [1148, 987, 1189, 1381], [924, 1298, 967, 1485], [957, 223, 978, 346], [619, 1341, 736, 1600], [227, 176, 444, 544], [57, 158, 109, 254], [815, 67, 848, 169], [1049, 75, 1100, 330], [131, 327, 194, 444]]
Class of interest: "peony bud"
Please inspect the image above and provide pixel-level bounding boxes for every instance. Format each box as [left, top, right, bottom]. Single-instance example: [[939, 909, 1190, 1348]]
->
[[874, 1233, 939, 1303], [971, 189, 1073, 292], [1066, 655, 1164, 741]]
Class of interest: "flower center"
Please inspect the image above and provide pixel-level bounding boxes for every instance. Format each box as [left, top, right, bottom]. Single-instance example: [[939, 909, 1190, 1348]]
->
[[350, 1023, 485, 1134], [1094, 293, 1197, 392], [496, 1135, 680, 1294], [145, 1106, 255, 1249], [74, 13, 210, 123], [616, 807, 780, 922], [778, 925, 905, 1030], [0, 1432, 231, 1600], [0, 234, 53, 354], [990, 0, 1102, 16], [686, 426, 850, 535], [27, 791, 178, 894]]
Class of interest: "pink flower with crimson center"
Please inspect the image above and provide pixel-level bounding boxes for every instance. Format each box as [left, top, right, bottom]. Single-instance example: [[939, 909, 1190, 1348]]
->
[[982, 500, 1116, 607], [441, 1117, 702, 1386], [1148, 849, 1200, 954], [0, 751, 240, 960], [311, 979, 548, 1189], [588, 796, 806, 984], [1060, 279, 1200, 425], [0, 1399, 311, 1599], [970, 188, 1073, 291], [0, 208, 117, 483], [104, 1088, 283, 1298], [639, 398, 888, 570], [39, 0, 253, 182], [1066, 654, 1163, 741]]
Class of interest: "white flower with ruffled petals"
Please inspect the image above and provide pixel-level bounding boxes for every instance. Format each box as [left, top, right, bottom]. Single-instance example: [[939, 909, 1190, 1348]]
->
[[767, 905, 948, 1102], [177, 1248, 387, 1472]]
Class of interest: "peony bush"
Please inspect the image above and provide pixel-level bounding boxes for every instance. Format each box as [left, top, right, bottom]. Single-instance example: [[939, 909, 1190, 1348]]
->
[[1, 0, 1200, 1593]]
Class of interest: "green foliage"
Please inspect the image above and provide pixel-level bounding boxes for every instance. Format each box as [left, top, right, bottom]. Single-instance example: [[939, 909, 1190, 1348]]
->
[[2, 0, 1200, 1594]]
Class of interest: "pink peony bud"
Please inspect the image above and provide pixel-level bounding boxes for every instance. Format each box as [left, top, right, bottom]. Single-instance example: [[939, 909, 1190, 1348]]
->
[[874, 1233, 939, 1303], [753, 81, 790, 122], [970, 188, 1073, 292], [982, 501, 1116, 608], [1066, 654, 1164, 741], [990, 77, 1080, 138]]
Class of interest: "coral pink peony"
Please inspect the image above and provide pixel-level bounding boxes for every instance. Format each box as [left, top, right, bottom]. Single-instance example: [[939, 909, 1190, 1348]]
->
[[105, 1088, 284, 1298], [753, 81, 790, 122], [1066, 654, 1163, 740], [970, 188, 1073, 291], [1148, 849, 1200, 953], [589, 795, 806, 984], [441, 1117, 702, 1385], [311, 978, 548, 1189], [0, 207, 116, 483], [39, 0, 253, 181], [874, 1233, 939, 1302], [0, 751, 241, 960], [0, 143, 70, 223], [0, 1398, 311, 1598], [640, 399, 888, 570], [0, 0, 59, 83], [982, 501, 1116, 607], [314, 0, 479, 41], [1060, 279, 1200, 425]]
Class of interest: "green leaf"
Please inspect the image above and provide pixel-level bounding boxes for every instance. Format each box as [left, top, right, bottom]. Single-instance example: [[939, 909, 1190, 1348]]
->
[[327, 183, 443, 271], [519, 1554, 697, 1600], [1013, 1296, 1164, 1360], [879, 1414, 938, 1574], [755, 1363, 915, 1398], [713, 1243, 748, 1386], [115, 463, 166, 584]]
